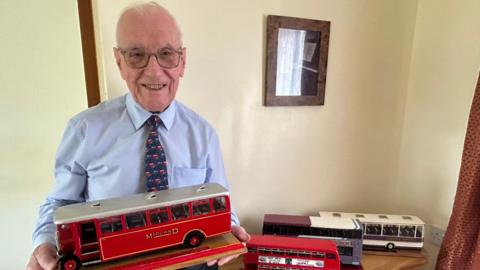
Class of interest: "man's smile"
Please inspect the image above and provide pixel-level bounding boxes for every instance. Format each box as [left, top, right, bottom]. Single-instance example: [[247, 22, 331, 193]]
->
[[142, 83, 168, 90]]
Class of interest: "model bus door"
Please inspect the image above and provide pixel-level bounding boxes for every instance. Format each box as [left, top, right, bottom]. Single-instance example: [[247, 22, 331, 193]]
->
[[79, 222, 100, 261]]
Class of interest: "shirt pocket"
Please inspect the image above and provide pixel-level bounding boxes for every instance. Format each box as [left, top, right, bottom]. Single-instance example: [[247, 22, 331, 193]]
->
[[172, 166, 207, 187]]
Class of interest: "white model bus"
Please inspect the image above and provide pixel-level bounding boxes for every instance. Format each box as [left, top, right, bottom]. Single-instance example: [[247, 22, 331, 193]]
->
[[318, 211, 424, 250]]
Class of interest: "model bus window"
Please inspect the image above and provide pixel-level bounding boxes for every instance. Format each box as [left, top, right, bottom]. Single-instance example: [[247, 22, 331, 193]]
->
[[272, 249, 285, 256], [416, 226, 423, 238], [365, 224, 381, 235], [258, 248, 270, 254], [337, 246, 353, 256], [171, 203, 190, 220], [288, 226, 301, 235], [326, 253, 337, 260], [213, 196, 227, 212], [355, 214, 365, 218], [298, 251, 310, 258], [400, 225, 415, 237], [80, 222, 97, 243], [287, 250, 298, 257], [312, 252, 325, 259], [193, 200, 211, 216], [100, 216, 122, 234], [310, 227, 329, 237], [149, 207, 169, 225], [126, 212, 146, 229], [382, 224, 399, 236]]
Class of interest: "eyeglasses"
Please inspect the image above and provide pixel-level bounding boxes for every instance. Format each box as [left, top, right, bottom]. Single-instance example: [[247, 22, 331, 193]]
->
[[117, 47, 183, 69]]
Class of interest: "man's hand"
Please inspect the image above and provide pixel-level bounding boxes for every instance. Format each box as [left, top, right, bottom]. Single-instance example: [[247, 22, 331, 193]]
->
[[207, 225, 251, 267], [26, 243, 57, 270]]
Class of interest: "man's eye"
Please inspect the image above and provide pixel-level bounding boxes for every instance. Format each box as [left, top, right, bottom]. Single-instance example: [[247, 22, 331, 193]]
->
[[159, 50, 175, 57], [128, 51, 145, 58]]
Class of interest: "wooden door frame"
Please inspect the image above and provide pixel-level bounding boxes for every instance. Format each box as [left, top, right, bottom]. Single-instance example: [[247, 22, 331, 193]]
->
[[77, 0, 101, 107]]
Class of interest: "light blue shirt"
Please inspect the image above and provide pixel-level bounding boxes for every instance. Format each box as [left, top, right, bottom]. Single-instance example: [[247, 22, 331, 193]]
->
[[33, 93, 238, 248]]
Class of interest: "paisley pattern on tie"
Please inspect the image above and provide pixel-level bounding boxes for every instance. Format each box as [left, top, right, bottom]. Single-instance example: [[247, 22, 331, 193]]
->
[[145, 115, 168, 191]]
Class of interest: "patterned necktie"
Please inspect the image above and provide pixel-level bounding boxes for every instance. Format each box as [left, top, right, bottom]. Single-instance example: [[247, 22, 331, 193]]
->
[[145, 115, 168, 191]]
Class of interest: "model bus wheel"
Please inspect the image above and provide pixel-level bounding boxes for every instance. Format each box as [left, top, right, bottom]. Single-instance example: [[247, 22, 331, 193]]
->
[[59, 254, 81, 270], [185, 232, 204, 248], [386, 243, 395, 250]]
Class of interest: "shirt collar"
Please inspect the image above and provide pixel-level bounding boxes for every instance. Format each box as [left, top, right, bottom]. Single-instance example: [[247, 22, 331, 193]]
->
[[126, 93, 176, 131]]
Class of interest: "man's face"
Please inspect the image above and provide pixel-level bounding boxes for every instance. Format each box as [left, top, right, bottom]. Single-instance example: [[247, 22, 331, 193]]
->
[[115, 10, 186, 112]]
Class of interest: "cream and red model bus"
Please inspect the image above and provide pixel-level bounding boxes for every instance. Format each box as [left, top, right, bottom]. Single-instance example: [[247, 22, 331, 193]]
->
[[54, 183, 231, 270], [244, 235, 341, 270], [318, 211, 425, 250]]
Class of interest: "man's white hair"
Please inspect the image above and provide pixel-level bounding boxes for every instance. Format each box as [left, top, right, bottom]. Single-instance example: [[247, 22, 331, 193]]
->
[[116, 1, 183, 45]]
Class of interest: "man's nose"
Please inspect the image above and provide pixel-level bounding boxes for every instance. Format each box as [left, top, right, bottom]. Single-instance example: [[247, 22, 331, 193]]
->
[[143, 55, 165, 75]]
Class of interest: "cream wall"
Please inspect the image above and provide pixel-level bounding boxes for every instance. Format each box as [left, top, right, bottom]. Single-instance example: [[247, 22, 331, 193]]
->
[[395, 0, 480, 229], [0, 0, 87, 268], [95, 0, 418, 232], [392, 0, 480, 268]]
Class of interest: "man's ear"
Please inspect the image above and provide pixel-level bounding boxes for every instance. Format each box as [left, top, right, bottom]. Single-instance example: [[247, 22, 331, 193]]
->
[[179, 47, 186, 77], [113, 47, 126, 80]]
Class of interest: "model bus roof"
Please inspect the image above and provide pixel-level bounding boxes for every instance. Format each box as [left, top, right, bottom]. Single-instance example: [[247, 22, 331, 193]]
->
[[264, 214, 361, 230], [318, 211, 425, 225], [248, 235, 337, 252], [264, 214, 311, 227], [309, 216, 361, 230], [54, 183, 229, 224]]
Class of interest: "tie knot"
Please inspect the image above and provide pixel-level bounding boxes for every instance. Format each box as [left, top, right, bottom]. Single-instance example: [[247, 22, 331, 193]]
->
[[147, 115, 161, 128]]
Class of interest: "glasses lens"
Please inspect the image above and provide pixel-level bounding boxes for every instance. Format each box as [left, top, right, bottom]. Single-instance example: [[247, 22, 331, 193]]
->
[[125, 48, 147, 68], [156, 48, 180, 68]]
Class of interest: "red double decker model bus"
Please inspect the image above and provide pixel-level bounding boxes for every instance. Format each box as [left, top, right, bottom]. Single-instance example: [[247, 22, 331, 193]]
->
[[54, 183, 231, 270], [244, 235, 340, 270]]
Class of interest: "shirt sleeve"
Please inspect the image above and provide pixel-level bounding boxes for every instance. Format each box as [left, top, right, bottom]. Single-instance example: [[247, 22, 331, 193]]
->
[[32, 118, 88, 249], [205, 130, 240, 226]]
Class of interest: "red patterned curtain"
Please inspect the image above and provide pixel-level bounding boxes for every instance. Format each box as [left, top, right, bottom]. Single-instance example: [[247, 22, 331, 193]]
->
[[436, 73, 480, 269]]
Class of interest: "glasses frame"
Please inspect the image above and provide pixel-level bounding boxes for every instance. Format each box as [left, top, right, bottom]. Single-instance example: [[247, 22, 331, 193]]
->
[[117, 47, 183, 69]]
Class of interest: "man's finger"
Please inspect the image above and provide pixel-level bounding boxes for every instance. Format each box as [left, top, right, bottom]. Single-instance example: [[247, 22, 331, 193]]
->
[[26, 254, 42, 270], [33, 244, 58, 270], [217, 254, 239, 266], [231, 225, 251, 242], [206, 259, 218, 266]]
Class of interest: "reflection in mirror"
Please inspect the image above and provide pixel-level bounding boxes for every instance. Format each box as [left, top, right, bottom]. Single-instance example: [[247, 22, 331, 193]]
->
[[265, 15, 330, 106], [276, 28, 321, 97]]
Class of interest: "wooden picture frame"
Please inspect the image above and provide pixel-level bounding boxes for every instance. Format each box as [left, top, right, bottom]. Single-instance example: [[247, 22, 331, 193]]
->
[[265, 15, 330, 106]]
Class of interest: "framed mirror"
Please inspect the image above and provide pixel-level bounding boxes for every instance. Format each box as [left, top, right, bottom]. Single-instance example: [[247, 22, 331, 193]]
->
[[265, 15, 330, 106]]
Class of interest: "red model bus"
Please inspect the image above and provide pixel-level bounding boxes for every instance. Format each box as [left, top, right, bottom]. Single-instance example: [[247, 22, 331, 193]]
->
[[244, 235, 341, 270], [263, 214, 363, 266], [54, 183, 231, 270]]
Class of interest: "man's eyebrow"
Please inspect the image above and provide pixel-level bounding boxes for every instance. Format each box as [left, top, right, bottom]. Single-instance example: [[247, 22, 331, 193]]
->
[[162, 42, 182, 49], [123, 44, 181, 51]]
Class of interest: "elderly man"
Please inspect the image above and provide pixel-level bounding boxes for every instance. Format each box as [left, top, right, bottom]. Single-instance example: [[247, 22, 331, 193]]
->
[[27, 2, 249, 270]]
